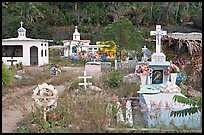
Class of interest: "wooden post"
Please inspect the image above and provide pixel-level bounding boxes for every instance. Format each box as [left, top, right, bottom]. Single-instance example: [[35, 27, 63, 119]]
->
[[115, 60, 117, 70], [44, 106, 47, 121]]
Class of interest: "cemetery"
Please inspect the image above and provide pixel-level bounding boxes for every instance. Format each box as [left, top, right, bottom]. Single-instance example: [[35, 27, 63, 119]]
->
[[2, 2, 202, 133]]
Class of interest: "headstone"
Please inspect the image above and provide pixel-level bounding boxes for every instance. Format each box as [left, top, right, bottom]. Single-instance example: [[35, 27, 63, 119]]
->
[[85, 61, 101, 78], [116, 102, 125, 123], [125, 100, 133, 126]]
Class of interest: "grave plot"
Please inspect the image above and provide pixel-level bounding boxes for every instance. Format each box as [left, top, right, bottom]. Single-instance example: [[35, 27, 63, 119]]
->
[[105, 24, 201, 133]]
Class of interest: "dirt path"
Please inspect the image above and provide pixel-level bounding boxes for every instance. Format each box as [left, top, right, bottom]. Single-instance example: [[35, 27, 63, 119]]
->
[[2, 86, 36, 133], [2, 66, 82, 133]]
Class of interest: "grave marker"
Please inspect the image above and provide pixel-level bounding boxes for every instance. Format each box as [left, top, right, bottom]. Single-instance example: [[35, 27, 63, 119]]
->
[[150, 25, 167, 54], [7, 57, 17, 66], [78, 71, 92, 89], [32, 83, 58, 121]]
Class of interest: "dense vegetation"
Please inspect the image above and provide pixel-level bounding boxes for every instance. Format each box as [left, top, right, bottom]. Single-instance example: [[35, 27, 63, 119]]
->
[[2, 2, 202, 46]]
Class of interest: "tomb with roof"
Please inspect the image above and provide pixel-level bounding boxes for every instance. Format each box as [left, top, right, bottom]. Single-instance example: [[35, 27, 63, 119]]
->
[[2, 21, 53, 66]]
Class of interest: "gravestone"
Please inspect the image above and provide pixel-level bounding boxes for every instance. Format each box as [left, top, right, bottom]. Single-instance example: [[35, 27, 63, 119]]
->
[[85, 61, 101, 78]]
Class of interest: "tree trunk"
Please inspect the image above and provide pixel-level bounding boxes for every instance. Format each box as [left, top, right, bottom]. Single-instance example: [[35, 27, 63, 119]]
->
[[175, 2, 180, 23]]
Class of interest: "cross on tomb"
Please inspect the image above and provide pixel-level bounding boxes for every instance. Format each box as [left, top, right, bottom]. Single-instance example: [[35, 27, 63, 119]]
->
[[20, 21, 23, 27], [7, 57, 18, 66], [78, 71, 92, 89], [150, 25, 167, 53]]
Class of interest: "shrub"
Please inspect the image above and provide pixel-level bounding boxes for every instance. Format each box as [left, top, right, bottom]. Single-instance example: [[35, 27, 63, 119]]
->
[[103, 70, 123, 88], [16, 62, 23, 70], [2, 63, 13, 86]]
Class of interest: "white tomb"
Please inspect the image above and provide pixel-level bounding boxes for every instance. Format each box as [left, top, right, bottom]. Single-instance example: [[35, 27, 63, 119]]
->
[[137, 25, 201, 129], [2, 21, 53, 66], [140, 92, 200, 129]]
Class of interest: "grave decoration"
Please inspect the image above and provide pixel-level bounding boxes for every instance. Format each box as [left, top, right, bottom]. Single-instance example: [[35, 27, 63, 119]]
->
[[141, 46, 151, 62], [78, 71, 92, 90], [135, 64, 153, 86], [32, 83, 58, 121], [176, 70, 187, 84], [121, 49, 128, 61], [164, 63, 180, 84], [50, 64, 61, 76]]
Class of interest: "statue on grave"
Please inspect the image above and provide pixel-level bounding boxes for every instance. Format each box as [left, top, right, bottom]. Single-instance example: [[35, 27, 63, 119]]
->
[[142, 45, 151, 62]]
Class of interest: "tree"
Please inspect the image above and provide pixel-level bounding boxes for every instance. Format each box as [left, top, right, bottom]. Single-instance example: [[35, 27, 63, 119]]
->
[[101, 16, 145, 52]]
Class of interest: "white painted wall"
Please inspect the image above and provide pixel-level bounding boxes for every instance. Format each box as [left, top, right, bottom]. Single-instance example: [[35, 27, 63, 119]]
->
[[2, 40, 49, 66]]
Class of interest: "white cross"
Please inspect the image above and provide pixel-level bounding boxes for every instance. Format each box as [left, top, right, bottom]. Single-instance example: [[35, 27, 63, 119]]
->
[[142, 45, 147, 58], [150, 25, 167, 53], [78, 71, 92, 89], [20, 21, 23, 27]]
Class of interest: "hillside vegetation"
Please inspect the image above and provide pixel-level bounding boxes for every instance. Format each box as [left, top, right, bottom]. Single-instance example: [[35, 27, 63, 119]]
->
[[2, 2, 202, 45]]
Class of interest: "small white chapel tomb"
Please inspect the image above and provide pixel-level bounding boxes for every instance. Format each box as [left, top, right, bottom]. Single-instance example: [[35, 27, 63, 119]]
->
[[2, 21, 53, 66], [63, 26, 110, 58]]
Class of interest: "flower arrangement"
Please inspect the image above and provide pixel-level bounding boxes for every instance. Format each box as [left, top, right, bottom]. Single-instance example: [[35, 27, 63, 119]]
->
[[135, 64, 150, 76], [164, 63, 180, 75]]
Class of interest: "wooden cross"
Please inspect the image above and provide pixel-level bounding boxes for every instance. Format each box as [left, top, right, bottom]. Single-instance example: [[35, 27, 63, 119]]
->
[[78, 71, 92, 89], [150, 25, 167, 53]]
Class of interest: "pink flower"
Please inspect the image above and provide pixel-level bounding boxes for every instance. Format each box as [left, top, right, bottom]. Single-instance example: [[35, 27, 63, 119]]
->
[[142, 71, 147, 75], [189, 93, 193, 97]]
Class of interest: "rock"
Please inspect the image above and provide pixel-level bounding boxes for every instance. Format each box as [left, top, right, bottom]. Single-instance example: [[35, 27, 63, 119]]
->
[[14, 75, 22, 79], [88, 86, 102, 92]]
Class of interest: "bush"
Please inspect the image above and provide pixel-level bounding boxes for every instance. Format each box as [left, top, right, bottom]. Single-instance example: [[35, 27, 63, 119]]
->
[[103, 70, 123, 88], [16, 62, 23, 70], [2, 63, 13, 86]]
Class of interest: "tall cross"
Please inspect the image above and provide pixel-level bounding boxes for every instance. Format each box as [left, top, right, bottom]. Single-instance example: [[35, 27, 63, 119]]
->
[[20, 21, 23, 27], [150, 25, 167, 53]]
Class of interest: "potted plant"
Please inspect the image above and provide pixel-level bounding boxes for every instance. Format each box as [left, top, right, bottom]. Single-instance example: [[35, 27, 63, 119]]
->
[[164, 63, 180, 84]]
